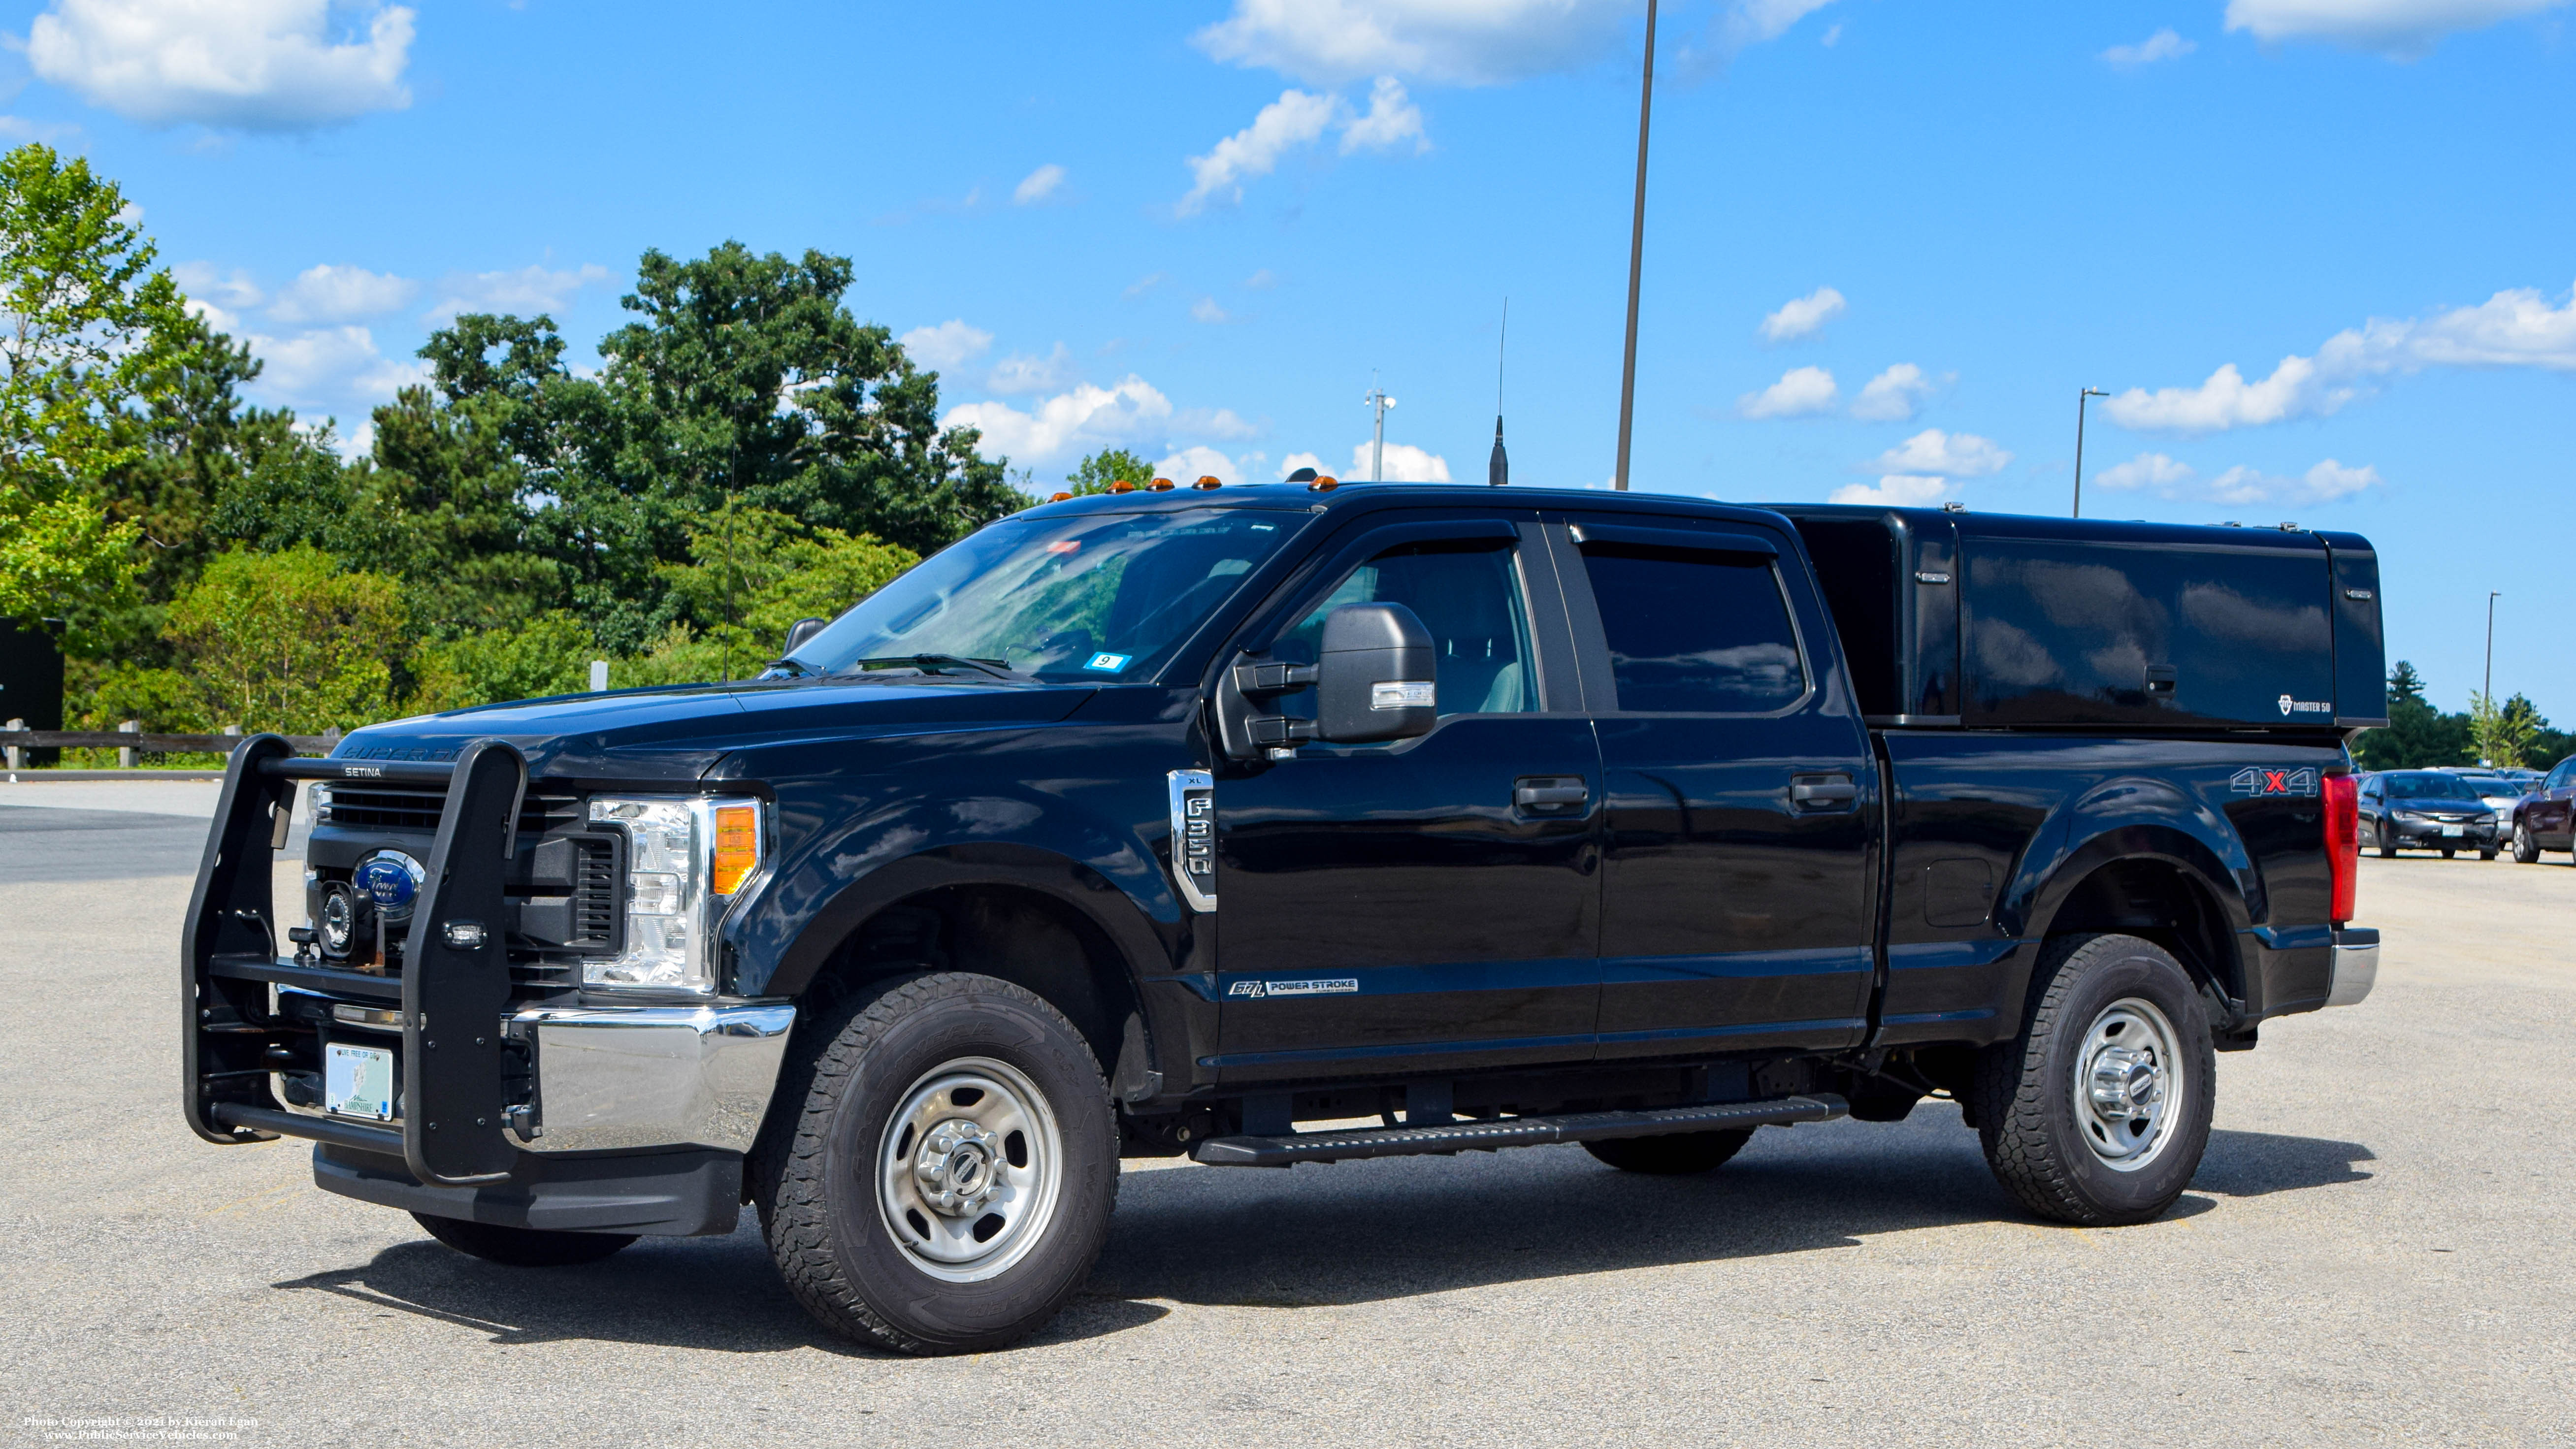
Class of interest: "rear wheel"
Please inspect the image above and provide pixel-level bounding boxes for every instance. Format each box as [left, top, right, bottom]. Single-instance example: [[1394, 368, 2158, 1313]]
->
[[753, 972, 1117, 1356], [1581, 1128, 1755, 1175], [411, 1213, 636, 1266], [2512, 821, 2540, 863], [1973, 933, 2215, 1226]]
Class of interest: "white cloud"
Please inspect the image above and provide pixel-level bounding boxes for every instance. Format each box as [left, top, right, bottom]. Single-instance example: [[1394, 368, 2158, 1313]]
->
[[1179, 407, 1262, 440], [423, 263, 614, 322], [1339, 76, 1427, 154], [2102, 28, 2198, 66], [2094, 451, 2198, 495], [1158, 446, 1251, 484], [1124, 272, 1165, 299], [2223, 0, 2567, 57], [28, 0, 415, 130], [1244, 269, 1279, 290], [1760, 286, 1845, 342], [2106, 281, 2576, 433], [243, 324, 426, 411], [1850, 362, 1932, 421], [900, 319, 994, 371], [1871, 428, 2012, 478], [266, 263, 415, 324], [1012, 163, 1067, 205], [1737, 365, 1839, 419], [0, 115, 82, 143], [2208, 459, 2384, 505], [943, 376, 1175, 465], [1830, 475, 1950, 507], [1179, 88, 1340, 215], [985, 343, 1074, 395], [1342, 441, 1452, 482], [1685, 0, 1841, 69], [2092, 451, 2381, 506], [1191, 296, 1234, 324], [172, 260, 262, 310], [1820, 22, 1842, 44], [1193, 0, 1631, 86]]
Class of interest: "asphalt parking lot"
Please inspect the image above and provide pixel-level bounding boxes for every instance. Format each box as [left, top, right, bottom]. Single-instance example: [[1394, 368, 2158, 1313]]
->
[[2, 782, 2570, 1448]]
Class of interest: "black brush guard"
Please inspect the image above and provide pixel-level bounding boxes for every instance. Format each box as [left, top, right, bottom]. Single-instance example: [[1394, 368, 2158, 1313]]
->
[[183, 734, 529, 1186]]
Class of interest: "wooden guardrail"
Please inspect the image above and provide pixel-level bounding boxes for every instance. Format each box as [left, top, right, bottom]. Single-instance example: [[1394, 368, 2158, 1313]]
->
[[2, 721, 340, 769]]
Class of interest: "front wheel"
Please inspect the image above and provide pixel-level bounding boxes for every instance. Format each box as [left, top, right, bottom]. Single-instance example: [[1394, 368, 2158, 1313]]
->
[[1582, 1127, 1754, 1175], [2512, 822, 2540, 863], [2440, 846, 2457, 859], [753, 972, 1118, 1356], [411, 1213, 636, 1266], [1973, 933, 2216, 1226]]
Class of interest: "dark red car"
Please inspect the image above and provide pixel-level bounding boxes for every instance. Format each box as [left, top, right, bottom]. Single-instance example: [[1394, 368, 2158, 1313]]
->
[[2509, 757, 2576, 862]]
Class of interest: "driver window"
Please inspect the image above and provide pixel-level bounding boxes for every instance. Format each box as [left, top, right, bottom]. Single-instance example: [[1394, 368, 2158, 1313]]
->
[[1272, 538, 1536, 719]]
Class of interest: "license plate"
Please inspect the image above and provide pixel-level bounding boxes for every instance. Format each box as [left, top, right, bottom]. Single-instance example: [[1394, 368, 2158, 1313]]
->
[[325, 1043, 396, 1121], [2441, 824, 2465, 837]]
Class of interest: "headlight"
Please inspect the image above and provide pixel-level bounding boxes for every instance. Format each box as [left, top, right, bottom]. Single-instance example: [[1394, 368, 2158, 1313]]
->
[[586, 796, 765, 992]]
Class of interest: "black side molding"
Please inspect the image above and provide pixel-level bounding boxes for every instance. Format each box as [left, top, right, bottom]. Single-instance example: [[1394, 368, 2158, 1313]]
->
[[1192, 1094, 1848, 1167]]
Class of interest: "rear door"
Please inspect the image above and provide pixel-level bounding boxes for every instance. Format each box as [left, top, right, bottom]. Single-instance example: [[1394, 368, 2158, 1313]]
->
[[1209, 510, 1604, 1082], [1550, 512, 1881, 1059]]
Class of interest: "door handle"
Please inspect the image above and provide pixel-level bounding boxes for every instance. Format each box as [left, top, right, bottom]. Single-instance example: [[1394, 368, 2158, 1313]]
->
[[1790, 773, 1858, 810], [1514, 777, 1589, 812]]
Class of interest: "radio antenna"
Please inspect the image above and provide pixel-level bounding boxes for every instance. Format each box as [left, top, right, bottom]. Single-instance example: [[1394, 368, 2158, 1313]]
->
[[1489, 298, 1510, 486]]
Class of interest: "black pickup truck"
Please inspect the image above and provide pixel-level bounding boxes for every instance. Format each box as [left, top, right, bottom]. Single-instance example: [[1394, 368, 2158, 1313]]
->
[[181, 484, 2386, 1354]]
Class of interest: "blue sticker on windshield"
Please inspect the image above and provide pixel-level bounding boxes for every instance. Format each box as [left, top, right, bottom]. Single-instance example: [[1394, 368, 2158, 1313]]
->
[[1084, 652, 1133, 673]]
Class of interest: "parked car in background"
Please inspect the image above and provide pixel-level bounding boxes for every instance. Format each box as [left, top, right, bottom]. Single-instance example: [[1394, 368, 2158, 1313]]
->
[[2463, 773, 2536, 848], [2509, 758, 2576, 863], [2359, 770, 2501, 859]]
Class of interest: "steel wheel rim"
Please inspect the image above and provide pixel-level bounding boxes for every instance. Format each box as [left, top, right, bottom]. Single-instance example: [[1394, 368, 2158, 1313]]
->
[[874, 1056, 1064, 1283], [2070, 996, 2186, 1173]]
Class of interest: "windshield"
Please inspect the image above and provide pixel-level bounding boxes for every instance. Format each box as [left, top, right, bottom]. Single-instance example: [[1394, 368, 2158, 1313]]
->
[[2471, 778, 2529, 797], [786, 508, 1303, 683], [2383, 772, 2476, 800]]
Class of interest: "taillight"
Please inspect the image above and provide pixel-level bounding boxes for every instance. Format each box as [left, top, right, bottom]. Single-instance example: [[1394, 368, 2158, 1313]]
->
[[2324, 773, 2358, 924]]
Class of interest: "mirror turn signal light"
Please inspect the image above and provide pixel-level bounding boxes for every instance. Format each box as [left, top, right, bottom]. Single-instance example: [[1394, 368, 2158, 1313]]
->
[[712, 804, 761, 895]]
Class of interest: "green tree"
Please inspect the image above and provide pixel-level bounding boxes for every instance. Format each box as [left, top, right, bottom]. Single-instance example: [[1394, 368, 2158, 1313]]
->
[[2354, 660, 2473, 770], [162, 547, 408, 732], [1064, 447, 1161, 496], [0, 143, 194, 630], [409, 611, 597, 713], [647, 504, 917, 680], [2468, 691, 2541, 769]]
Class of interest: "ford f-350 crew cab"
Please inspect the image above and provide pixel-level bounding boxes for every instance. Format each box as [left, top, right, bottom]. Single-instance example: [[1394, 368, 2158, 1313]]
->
[[181, 485, 2385, 1354]]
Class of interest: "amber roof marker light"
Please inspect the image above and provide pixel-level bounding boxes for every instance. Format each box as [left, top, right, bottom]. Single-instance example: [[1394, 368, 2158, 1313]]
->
[[1192, 476, 1223, 490]]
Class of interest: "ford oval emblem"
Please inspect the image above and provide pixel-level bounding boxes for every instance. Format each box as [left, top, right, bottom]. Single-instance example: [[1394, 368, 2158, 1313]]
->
[[353, 850, 425, 922]]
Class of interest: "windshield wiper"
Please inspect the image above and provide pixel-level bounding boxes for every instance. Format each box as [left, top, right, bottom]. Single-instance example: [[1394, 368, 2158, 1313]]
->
[[844, 654, 1025, 681]]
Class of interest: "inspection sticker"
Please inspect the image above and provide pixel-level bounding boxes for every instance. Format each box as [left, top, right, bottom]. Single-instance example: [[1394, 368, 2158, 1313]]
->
[[1083, 652, 1132, 672]]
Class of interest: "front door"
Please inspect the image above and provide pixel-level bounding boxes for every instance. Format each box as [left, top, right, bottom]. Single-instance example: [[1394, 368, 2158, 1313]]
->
[[1552, 513, 1881, 1059], [1210, 514, 1603, 1083]]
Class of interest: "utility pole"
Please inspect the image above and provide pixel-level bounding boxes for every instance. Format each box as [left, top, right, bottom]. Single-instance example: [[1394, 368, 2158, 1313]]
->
[[1612, 0, 1658, 491], [2486, 590, 2501, 704], [2072, 386, 2107, 518], [1364, 374, 1396, 481]]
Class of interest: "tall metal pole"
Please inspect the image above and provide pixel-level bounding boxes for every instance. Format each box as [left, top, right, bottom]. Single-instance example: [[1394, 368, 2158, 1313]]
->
[[1612, 0, 1657, 492], [2486, 591, 2500, 703], [2072, 386, 2107, 518], [1363, 374, 1396, 482]]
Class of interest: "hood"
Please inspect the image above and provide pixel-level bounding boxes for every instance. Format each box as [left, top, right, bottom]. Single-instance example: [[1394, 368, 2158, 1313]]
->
[[333, 677, 1100, 782]]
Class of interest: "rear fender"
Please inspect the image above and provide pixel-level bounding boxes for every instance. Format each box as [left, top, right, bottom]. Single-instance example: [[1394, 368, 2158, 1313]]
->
[[2003, 776, 2257, 1015]]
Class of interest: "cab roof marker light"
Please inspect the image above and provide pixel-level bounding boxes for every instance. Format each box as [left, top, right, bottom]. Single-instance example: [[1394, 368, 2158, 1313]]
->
[[1048, 491, 1073, 502], [1193, 476, 1223, 489], [1149, 477, 1174, 490], [1109, 480, 1137, 494]]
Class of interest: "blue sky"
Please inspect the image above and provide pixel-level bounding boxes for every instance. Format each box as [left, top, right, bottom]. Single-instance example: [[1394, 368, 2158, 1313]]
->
[[5, 0, 2570, 717]]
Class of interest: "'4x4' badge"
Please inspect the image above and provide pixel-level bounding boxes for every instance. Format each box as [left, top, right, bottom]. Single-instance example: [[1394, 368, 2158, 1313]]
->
[[2230, 766, 2318, 797]]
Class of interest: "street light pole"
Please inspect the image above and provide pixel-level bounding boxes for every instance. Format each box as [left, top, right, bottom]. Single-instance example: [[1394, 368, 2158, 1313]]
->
[[1363, 375, 1396, 482], [2486, 590, 2501, 704], [1612, 0, 1657, 492], [2072, 386, 2107, 518]]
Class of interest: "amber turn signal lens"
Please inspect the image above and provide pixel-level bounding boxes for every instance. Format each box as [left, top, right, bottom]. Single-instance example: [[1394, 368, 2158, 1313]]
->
[[712, 805, 760, 895]]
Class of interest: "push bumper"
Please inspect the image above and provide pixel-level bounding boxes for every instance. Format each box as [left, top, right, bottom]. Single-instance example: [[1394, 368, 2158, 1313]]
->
[[2325, 926, 2380, 1007], [314, 1142, 743, 1236], [508, 1002, 798, 1154]]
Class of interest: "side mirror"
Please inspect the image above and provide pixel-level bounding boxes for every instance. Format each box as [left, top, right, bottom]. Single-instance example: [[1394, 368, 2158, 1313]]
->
[[780, 616, 829, 656], [1311, 603, 1437, 743]]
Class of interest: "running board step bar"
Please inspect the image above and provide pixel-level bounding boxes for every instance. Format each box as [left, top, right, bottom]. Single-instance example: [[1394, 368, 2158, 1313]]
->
[[1190, 1093, 1849, 1168]]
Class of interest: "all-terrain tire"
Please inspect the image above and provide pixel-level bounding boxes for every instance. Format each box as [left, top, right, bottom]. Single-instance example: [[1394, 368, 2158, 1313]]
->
[[1581, 1127, 1755, 1175], [751, 972, 1117, 1356], [1972, 933, 2216, 1227], [411, 1213, 636, 1266]]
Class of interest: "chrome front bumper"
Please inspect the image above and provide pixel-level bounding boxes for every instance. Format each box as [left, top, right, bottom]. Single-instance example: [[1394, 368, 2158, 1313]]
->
[[510, 1002, 798, 1153], [2326, 927, 2380, 1008]]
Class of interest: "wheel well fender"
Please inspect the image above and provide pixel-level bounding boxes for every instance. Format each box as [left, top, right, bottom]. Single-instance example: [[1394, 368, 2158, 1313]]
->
[[2015, 823, 2253, 1019]]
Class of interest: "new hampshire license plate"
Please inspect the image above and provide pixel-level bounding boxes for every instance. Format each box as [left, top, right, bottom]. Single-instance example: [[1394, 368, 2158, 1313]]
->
[[324, 1042, 395, 1121]]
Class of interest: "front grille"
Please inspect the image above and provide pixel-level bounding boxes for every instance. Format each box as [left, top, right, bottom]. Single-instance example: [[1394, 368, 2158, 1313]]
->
[[318, 783, 586, 836]]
